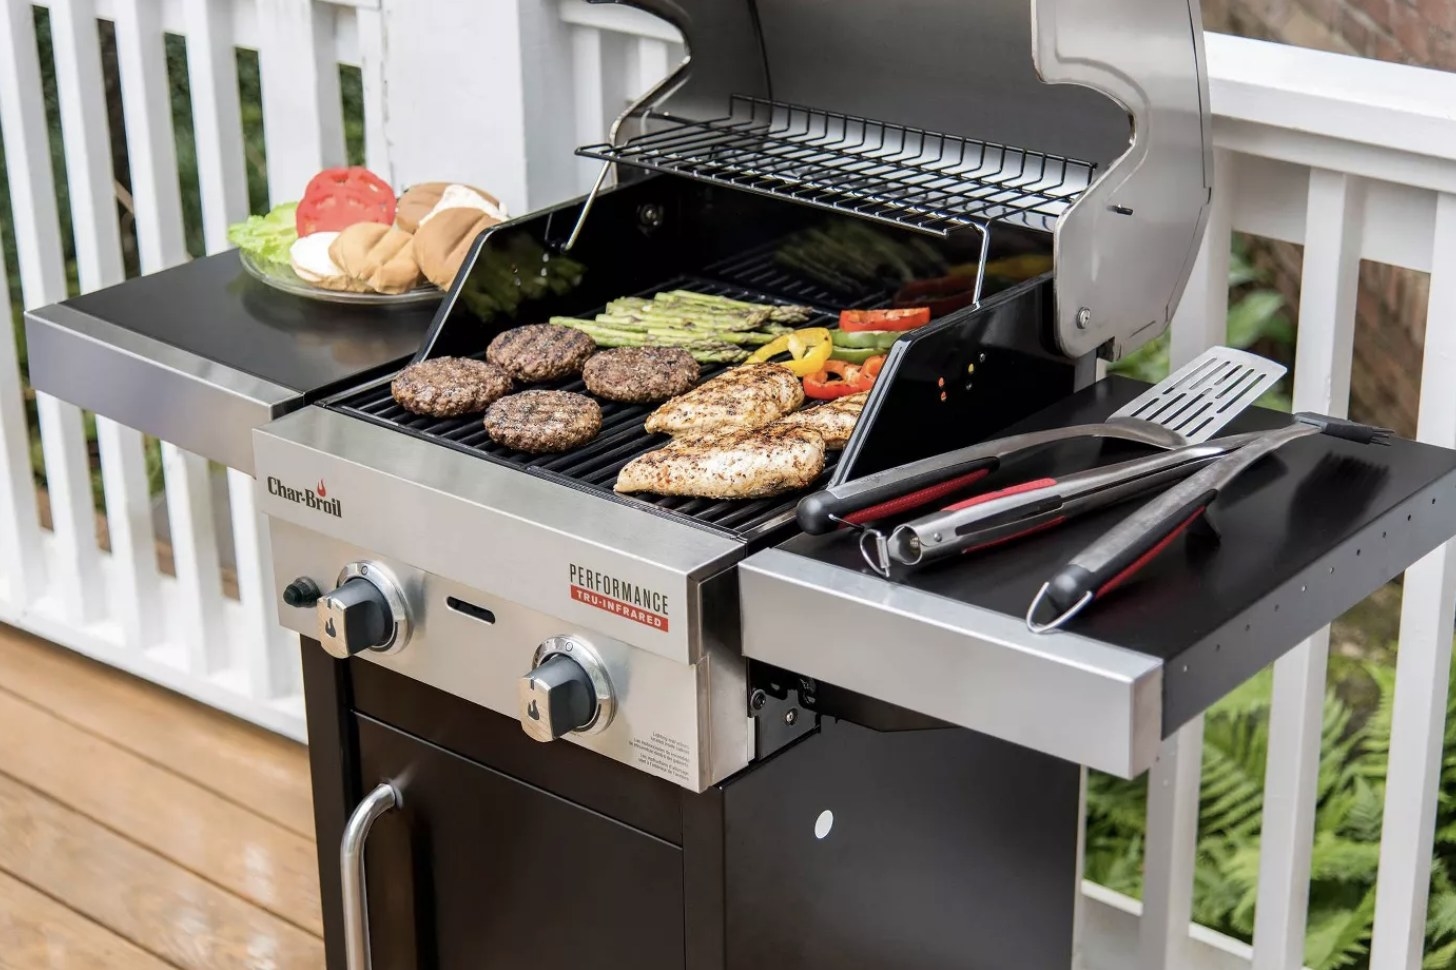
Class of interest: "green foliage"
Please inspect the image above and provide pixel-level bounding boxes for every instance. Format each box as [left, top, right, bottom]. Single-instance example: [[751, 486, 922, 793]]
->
[[1085, 658, 1456, 970]]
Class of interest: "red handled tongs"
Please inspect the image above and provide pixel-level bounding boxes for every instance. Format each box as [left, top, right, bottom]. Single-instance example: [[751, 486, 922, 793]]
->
[[1024, 413, 1393, 633]]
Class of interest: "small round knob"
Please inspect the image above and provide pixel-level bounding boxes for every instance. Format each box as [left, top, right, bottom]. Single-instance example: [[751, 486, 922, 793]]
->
[[519, 655, 597, 741], [283, 577, 321, 608], [316, 563, 410, 660], [518, 636, 614, 742]]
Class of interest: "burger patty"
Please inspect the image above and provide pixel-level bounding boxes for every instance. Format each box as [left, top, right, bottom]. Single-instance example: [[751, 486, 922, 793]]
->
[[582, 347, 701, 403], [391, 357, 513, 417], [484, 390, 602, 453], [486, 324, 598, 382]]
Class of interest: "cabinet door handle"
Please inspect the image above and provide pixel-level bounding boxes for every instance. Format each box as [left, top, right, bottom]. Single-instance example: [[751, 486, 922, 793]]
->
[[341, 783, 399, 970]]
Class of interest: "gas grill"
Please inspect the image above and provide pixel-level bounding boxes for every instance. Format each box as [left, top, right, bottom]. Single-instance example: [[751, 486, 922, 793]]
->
[[23, 2, 1456, 969]]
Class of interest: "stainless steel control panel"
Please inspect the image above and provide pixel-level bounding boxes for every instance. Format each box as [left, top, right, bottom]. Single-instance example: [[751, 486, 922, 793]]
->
[[268, 518, 751, 791]]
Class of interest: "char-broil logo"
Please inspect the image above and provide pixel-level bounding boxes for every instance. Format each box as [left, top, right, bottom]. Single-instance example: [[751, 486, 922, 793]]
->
[[267, 476, 342, 518], [568, 564, 669, 632]]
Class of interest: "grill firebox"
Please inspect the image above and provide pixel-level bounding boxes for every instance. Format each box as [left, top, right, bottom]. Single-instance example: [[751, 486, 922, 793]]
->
[[329, 272, 846, 541]]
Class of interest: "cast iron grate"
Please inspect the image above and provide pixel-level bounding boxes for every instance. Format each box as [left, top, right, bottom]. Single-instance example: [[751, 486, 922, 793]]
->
[[328, 275, 845, 540], [578, 96, 1096, 237]]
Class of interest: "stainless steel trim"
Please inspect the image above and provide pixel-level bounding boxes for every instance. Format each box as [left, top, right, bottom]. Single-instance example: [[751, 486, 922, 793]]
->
[[342, 782, 398, 970], [532, 635, 616, 735], [738, 549, 1164, 777], [254, 406, 745, 664], [267, 520, 750, 790], [25, 303, 297, 474]]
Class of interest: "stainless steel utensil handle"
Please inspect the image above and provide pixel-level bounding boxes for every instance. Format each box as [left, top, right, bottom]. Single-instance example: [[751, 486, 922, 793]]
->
[[342, 782, 399, 970]]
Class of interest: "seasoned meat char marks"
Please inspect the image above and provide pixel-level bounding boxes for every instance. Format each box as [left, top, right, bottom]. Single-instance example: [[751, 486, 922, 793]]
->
[[615, 425, 826, 499], [487, 324, 598, 382], [582, 347, 701, 404], [774, 391, 868, 450], [643, 364, 804, 436], [484, 390, 601, 453], [390, 357, 513, 417]]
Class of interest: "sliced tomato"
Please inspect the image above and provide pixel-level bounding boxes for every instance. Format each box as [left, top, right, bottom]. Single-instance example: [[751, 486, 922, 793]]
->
[[839, 307, 931, 333], [295, 167, 397, 235]]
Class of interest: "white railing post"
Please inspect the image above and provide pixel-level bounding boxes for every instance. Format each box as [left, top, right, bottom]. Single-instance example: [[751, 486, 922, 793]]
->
[[255, 0, 346, 199], [0, 0, 103, 623], [1369, 191, 1456, 970], [183, 0, 249, 254], [1251, 169, 1364, 970], [0, 226, 38, 610], [1137, 147, 1237, 970], [52, 0, 164, 650]]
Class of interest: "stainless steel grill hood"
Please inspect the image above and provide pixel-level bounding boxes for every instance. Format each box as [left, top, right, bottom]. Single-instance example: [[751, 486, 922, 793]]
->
[[585, 0, 1213, 360]]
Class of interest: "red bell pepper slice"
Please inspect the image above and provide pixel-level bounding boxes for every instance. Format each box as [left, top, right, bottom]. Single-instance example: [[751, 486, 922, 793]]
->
[[839, 307, 931, 333]]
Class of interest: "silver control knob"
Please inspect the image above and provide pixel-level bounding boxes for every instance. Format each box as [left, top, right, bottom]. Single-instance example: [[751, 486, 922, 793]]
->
[[518, 636, 614, 742], [317, 562, 410, 660]]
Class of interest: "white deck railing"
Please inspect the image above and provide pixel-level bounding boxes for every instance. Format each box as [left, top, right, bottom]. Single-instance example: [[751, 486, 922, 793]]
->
[[1, 3, 1454, 968]]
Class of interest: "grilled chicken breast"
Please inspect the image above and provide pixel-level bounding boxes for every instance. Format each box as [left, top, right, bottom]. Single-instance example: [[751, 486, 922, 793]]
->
[[643, 364, 804, 436], [615, 425, 826, 499], [775, 392, 869, 450]]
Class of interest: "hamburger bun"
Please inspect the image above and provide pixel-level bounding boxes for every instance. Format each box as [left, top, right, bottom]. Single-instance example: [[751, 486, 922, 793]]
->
[[396, 182, 503, 233], [329, 223, 423, 294], [413, 208, 496, 290]]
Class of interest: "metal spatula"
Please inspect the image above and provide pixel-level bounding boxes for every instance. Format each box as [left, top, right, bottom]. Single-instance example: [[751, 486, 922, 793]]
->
[[797, 346, 1287, 535]]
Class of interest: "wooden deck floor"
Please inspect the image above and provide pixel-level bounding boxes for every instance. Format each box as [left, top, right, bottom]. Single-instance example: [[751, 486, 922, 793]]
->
[[0, 623, 324, 969]]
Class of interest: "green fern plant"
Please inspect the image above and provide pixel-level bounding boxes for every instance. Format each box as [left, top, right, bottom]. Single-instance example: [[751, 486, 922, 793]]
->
[[1085, 657, 1456, 970]]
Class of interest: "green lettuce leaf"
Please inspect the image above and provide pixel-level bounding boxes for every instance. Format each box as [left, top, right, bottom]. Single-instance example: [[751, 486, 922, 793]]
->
[[226, 202, 299, 266]]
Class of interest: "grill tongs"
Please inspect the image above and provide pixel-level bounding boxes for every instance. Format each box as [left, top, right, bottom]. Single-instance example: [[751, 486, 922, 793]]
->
[[866, 431, 1266, 576]]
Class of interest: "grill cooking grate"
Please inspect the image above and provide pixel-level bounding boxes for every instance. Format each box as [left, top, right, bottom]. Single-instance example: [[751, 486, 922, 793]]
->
[[329, 274, 845, 540], [579, 96, 1096, 237]]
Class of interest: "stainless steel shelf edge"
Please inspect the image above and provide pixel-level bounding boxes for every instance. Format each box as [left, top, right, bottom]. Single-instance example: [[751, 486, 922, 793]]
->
[[254, 406, 747, 665], [26, 303, 297, 475], [738, 550, 1163, 777]]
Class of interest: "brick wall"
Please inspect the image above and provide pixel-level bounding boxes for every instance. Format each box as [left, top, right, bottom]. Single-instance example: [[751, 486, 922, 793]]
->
[[1203, 0, 1442, 435]]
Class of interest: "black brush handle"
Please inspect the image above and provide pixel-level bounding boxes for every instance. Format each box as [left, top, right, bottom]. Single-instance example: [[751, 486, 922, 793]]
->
[[1038, 489, 1218, 622], [797, 458, 1000, 533]]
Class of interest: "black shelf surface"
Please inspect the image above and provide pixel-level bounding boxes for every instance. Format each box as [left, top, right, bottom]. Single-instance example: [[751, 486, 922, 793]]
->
[[60, 251, 435, 397], [776, 376, 1456, 732]]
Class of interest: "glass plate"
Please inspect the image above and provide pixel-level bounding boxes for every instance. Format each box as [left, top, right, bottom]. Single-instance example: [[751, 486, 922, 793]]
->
[[239, 250, 444, 307]]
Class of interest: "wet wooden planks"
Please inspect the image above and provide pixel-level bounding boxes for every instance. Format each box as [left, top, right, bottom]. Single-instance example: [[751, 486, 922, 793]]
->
[[0, 624, 324, 969]]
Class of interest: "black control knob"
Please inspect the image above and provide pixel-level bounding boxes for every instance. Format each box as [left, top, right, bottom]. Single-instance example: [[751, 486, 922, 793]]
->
[[518, 654, 598, 742], [283, 577, 321, 608], [317, 578, 393, 659]]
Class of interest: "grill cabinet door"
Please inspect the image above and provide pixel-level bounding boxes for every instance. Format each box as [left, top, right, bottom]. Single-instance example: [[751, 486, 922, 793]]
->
[[355, 715, 686, 970]]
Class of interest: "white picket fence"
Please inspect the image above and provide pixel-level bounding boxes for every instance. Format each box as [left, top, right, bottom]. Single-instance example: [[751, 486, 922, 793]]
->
[[1, 2, 1454, 968]]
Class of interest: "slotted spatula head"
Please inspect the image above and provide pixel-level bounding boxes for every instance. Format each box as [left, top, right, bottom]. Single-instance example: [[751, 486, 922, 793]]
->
[[1111, 347, 1287, 444]]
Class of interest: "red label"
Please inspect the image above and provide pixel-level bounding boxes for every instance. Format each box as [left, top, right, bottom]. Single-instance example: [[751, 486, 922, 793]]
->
[[570, 585, 670, 632]]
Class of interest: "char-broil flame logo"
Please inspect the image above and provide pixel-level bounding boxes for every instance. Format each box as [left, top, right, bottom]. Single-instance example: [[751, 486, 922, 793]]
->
[[266, 476, 342, 518]]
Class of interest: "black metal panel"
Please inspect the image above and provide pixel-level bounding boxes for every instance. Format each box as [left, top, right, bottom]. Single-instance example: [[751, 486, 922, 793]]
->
[[349, 657, 685, 844], [836, 275, 1079, 482], [720, 718, 1080, 970], [778, 377, 1456, 735], [59, 252, 433, 397], [301, 641, 356, 970], [357, 715, 686, 970]]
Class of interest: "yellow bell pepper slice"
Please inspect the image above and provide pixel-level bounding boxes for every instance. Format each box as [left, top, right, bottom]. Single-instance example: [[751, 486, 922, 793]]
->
[[745, 327, 832, 377]]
